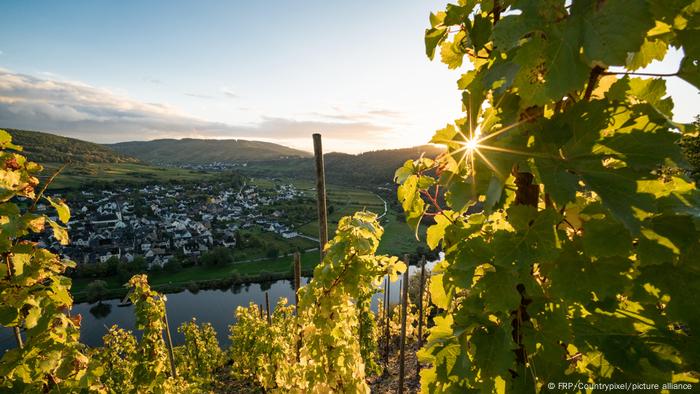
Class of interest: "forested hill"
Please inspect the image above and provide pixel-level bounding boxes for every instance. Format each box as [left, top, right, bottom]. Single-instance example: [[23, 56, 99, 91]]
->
[[5, 128, 139, 163], [241, 145, 445, 186], [107, 138, 312, 164]]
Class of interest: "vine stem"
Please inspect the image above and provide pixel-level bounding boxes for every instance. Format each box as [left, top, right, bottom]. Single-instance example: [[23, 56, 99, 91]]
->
[[29, 162, 69, 212], [602, 70, 679, 78], [583, 66, 605, 101], [493, 0, 501, 23]]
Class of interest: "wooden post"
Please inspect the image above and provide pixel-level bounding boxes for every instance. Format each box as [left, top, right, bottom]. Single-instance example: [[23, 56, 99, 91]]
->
[[293, 252, 301, 310], [5, 255, 23, 349], [384, 275, 391, 367], [265, 291, 272, 325], [13, 327, 23, 349], [259, 304, 264, 319], [417, 256, 426, 346], [313, 133, 328, 259], [162, 297, 178, 378], [398, 256, 410, 393]]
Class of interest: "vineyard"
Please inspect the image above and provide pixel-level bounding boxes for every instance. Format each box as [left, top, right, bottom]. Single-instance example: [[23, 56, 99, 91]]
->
[[2, 0, 700, 393]]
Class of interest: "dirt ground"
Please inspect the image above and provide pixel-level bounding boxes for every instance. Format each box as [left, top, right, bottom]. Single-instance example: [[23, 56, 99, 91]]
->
[[214, 342, 423, 393], [368, 342, 423, 393]]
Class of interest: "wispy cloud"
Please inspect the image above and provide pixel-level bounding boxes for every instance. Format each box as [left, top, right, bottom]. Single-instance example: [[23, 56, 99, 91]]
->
[[143, 76, 162, 85], [309, 107, 404, 122], [220, 87, 238, 99], [0, 70, 390, 148], [184, 92, 215, 99]]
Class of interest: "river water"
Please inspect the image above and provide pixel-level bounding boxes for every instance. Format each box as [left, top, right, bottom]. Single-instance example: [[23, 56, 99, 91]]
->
[[1, 260, 437, 353]]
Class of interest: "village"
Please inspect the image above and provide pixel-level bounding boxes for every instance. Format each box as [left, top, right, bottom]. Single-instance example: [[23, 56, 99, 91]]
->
[[35, 179, 317, 269]]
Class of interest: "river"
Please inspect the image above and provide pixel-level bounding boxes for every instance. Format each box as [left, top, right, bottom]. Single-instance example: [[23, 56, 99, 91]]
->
[[0, 260, 438, 353]]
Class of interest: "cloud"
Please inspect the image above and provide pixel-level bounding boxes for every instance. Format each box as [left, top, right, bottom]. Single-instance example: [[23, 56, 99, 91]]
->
[[220, 87, 238, 99], [310, 107, 404, 122], [184, 92, 215, 99], [0, 50, 3, 55], [0, 69, 389, 146], [367, 109, 402, 118], [144, 77, 162, 85]]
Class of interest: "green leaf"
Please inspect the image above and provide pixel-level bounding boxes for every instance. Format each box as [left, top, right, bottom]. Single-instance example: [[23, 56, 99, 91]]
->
[[582, 217, 632, 258], [476, 268, 520, 314], [427, 211, 457, 250], [468, 14, 492, 51], [45, 196, 71, 224], [430, 272, 451, 309], [426, 27, 449, 60], [578, 0, 654, 66], [445, 180, 473, 212], [579, 166, 655, 234], [494, 207, 560, 266], [471, 325, 515, 378], [492, 15, 530, 51], [444, 3, 473, 26], [397, 174, 426, 231], [441, 31, 467, 69], [626, 38, 668, 70], [678, 55, 700, 90], [47, 218, 70, 245], [0, 305, 19, 326]]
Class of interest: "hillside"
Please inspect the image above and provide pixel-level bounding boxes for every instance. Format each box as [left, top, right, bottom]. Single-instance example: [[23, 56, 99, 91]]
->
[[241, 145, 445, 186], [108, 138, 312, 164], [5, 128, 139, 163]]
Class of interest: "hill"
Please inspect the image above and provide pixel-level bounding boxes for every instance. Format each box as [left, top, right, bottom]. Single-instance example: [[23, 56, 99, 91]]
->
[[107, 138, 312, 164], [5, 128, 139, 163], [241, 145, 445, 186]]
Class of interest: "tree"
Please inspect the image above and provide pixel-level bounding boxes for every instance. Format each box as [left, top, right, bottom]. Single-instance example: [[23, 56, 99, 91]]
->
[[399, 1, 700, 391], [163, 259, 183, 273], [86, 280, 109, 303], [200, 247, 232, 266], [265, 246, 279, 259]]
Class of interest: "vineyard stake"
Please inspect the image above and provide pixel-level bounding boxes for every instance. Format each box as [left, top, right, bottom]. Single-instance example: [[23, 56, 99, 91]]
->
[[162, 297, 178, 378], [417, 256, 426, 346], [384, 274, 391, 368], [5, 255, 24, 349], [294, 252, 302, 360], [398, 256, 410, 393], [293, 252, 301, 311], [12, 327, 22, 349], [313, 133, 328, 259], [265, 291, 272, 325]]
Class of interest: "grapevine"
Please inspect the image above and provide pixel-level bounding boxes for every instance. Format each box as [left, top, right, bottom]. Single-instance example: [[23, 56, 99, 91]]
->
[[227, 299, 297, 390], [398, 1, 700, 392], [295, 211, 405, 393], [0, 129, 90, 392]]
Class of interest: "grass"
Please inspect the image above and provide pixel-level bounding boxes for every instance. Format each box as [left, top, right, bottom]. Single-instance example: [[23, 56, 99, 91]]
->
[[377, 213, 427, 255], [71, 251, 322, 297], [43, 162, 217, 189], [236, 228, 317, 258]]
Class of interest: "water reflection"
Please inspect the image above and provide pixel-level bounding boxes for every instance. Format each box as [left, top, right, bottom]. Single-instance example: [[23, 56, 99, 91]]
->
[[88, 303, 112, 319]]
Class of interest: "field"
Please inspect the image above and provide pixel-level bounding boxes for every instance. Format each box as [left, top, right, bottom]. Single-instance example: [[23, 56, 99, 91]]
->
[[71, 250, 323, 297], [42, 162, 217, 189], [250, 177, 426, 255]]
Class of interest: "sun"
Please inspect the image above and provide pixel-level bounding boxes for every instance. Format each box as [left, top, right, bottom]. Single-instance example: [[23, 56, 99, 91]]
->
[[465, 136, 479, 152]]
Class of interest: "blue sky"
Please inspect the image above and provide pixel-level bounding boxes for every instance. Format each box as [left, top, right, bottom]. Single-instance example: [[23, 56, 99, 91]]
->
[[0, 1, 697, 153]]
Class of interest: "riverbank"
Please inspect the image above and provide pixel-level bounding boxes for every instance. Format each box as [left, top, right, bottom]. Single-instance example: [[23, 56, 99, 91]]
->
[[70, 251, 322, 303]]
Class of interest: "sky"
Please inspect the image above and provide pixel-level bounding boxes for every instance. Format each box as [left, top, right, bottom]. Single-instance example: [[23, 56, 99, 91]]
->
[[0, 1, 697, 154]]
